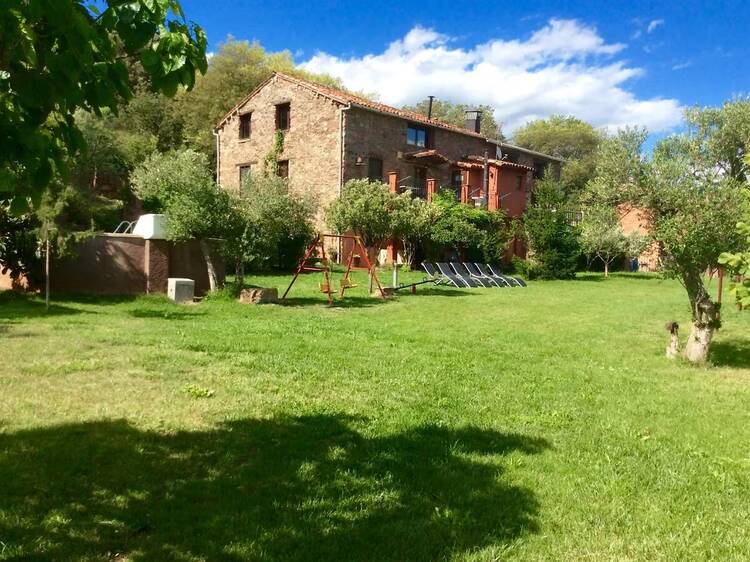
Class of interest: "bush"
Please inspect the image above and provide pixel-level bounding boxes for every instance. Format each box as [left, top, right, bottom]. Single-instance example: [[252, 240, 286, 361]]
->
[[231, 174, 316, 272], [430, 189, 512, 264], [523, 175, 581, 279]]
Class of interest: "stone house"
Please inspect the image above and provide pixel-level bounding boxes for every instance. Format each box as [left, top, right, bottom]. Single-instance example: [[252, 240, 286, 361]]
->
[[214, 72, 561, 259]]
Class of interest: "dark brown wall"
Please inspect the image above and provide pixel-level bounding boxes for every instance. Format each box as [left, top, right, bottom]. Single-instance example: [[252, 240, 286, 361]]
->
[[49, 235, 224, 296], [170, 240, 225, 296], [51, 235, 147, 294]]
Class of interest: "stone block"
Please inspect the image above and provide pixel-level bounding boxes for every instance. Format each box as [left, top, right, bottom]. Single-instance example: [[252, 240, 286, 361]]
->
[[168, 278, 195, 303], [239, 287, 278, 304]]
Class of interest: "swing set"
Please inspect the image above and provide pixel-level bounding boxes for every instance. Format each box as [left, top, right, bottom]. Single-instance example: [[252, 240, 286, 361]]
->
[[281, 233, 386, 305]]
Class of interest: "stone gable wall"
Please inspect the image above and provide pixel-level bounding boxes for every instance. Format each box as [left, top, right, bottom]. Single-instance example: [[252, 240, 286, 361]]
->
[[216, 76, 343, 224]]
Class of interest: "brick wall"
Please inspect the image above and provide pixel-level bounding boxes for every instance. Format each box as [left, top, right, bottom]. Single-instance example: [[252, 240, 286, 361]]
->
[[216, 75, 343, 225], [618, 204, 661, 271]]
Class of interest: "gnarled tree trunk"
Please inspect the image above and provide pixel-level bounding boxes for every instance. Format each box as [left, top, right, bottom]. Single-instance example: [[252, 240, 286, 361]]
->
[[682, 271, 720, 363], [199, 238, 218, 292]]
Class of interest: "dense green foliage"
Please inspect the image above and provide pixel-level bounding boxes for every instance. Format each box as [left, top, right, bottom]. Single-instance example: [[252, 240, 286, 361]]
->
[[131, 149, 230, 242], [513, 115, 603, 194], [429, 190, 511, 263], [0, 0, 207, 210], [522, 176, 581, 279], [229, 174, 316, 272], [327, 182, 511, 265], [326, 180, 408, 249], [684, 98, 750, 182], [402, 98, 503, 140], [2, 274, 750, 560]]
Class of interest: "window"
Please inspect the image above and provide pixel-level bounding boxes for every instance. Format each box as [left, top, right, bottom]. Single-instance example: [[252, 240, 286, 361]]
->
[[367, 158, 383, 181], [276, 103, 290, 130], [516, 175, 524, 191], [406, 123, 428, 148], [238, 113, 251, 139], [451, 170, 463, 190], [533, 162, 547, 179], [239, 165, 251, 186], [277, 160, 289, 179]]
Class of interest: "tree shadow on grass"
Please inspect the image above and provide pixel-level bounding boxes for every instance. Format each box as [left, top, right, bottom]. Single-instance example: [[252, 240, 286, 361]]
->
[[0, 292, 88, 320], [127, 308, 207, 320], [0, 416, 549, 561], [278, 295, 393, 309], [710, 339, 750, 368]]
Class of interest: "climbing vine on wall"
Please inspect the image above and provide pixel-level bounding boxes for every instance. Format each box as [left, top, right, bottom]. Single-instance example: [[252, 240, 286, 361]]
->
[[263, 131, 285, 177]]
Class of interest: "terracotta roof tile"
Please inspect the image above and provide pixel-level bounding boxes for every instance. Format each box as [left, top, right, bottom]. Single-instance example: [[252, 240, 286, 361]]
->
[[216, 72, 486, 139]]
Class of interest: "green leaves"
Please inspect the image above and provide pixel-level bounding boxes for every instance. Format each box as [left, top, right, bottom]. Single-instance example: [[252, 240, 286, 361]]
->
[[718, 180, 750, 309], [1, 0, 207, 208]]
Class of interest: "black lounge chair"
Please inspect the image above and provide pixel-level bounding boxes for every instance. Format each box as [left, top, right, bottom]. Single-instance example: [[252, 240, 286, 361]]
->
[[421, 262, 446, 285], [463, 262, 506, 287], [436, 262, 481, 287], [475, 263, 519, 287], [451, 262, 494, 287], [486, 263, 527, 287]]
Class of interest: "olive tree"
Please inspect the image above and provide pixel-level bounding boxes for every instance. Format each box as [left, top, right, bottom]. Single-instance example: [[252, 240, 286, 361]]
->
[[587, 126, 743, 363], [132, 149, 231, 290], [326, 180, 405, 251], [579, 205, 645, 277], [226, 175, 316, 287]]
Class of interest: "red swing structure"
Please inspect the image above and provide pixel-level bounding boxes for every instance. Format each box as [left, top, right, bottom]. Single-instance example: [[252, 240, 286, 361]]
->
[[281, 233, 386, 305]]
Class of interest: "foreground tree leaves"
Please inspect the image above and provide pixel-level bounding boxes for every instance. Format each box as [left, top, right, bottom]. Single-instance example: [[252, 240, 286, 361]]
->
[[0, 0, 208, 211]]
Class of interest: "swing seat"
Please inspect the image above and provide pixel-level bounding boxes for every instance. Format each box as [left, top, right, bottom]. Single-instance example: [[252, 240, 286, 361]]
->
[[319, 282, 333, 293], [339, 278, 358, 289]]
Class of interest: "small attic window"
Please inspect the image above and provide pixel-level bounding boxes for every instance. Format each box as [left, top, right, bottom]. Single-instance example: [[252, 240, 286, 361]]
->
[[276, 103, 290, 130], [239, 113, 251, 139]]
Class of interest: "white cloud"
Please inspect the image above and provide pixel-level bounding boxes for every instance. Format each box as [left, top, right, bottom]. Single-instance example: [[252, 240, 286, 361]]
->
[[301, 19, 683, 134], [672, 61, 692, 71], [647, 19, 665, 33]]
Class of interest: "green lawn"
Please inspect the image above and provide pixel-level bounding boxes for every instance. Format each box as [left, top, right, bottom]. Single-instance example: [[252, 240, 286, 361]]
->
[[1, 271, 749, 561]]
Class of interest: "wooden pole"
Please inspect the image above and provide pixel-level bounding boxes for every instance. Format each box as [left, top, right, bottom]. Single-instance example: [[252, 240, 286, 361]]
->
[[45, 235, 50, 311]]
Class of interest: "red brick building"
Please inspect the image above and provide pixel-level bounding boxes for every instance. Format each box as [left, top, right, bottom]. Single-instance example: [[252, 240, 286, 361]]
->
[[214, 72, 561, 259]]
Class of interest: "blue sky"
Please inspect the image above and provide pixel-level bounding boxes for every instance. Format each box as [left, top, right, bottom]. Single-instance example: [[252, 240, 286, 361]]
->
[[180, 0, 749, 139]]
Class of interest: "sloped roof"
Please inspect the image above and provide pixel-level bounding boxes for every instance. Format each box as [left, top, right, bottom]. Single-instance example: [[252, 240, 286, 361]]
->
[[215, 72, 486, 139]]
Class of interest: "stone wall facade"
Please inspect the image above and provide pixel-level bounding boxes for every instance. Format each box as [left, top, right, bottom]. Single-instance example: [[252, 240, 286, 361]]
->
[[216, 74, 343, 223]]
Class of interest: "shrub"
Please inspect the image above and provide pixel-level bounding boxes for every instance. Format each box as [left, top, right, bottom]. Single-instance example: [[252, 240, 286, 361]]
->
[[523, 175, 581, 279], [229, 174, 316, 274]]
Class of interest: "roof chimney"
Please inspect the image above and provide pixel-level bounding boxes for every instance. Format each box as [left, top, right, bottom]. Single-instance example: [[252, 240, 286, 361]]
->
[[427, 96, 436, 119], [464, 109, 482, 134]]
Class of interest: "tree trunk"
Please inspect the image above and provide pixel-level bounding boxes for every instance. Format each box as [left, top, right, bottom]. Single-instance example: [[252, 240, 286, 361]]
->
[[604, 261, 609, 278], [45, 236, 50, 311], [682, 270, 719, 363], [199, 238, 218, 292], [235, 260, 244, 292]]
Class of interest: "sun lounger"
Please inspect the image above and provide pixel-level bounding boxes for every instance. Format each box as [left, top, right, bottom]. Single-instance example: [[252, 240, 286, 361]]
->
[[422, 262, 446, 285], [463, 262, 505, 287], [451, 262, 494, 287], [436, 262, 481, 287], [486, 263, 527, 287], [475, 263, 518, 287]]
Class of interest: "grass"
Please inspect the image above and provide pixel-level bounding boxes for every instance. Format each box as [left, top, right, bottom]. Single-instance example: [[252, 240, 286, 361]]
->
[[1, 269, 749, 561]]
